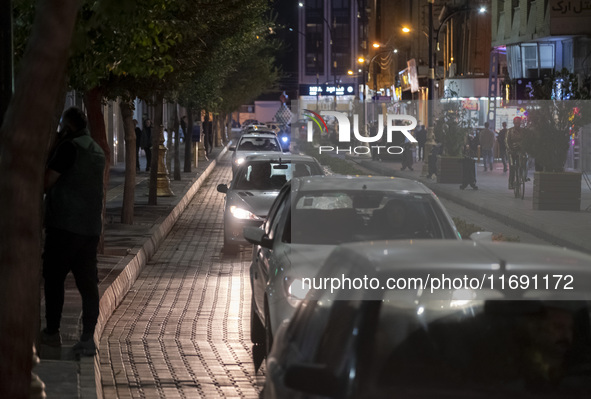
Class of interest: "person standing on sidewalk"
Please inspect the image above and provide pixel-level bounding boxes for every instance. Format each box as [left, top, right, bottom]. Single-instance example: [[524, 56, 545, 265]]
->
[[41, 107, 105, 356], [416, 125, 427, 161], [133, 119, 142, 172], [497, 121, 508, 172], [480, 122, 495, 172], [506, 117, 526, 189], [141, 119, 153, 171]]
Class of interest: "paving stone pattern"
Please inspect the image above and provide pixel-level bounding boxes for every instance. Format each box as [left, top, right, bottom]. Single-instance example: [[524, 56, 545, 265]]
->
[[100, 160, 265, 398]]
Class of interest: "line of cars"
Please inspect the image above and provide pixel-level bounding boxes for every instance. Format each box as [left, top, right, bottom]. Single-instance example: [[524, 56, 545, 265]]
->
[[217, 129, 591, 398]]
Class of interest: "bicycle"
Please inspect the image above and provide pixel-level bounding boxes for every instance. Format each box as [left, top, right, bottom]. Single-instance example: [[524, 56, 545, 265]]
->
[[513, 152, 528, 199]]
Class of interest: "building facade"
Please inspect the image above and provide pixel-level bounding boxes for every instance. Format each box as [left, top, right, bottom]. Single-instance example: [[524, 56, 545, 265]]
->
[[491, 0, 591, 171]]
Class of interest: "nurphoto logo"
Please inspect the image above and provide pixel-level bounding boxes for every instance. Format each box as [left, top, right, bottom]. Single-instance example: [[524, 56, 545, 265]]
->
[[303, 110, 417, 155]]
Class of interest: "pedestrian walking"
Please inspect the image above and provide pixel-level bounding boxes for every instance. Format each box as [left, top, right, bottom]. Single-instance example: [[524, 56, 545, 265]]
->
[[416, 124, 427, 161], [141, 119, 153, 171], [506, 116, 527, 190], [426, 142, 442, 179], [497, 121, 508, 172], [459, 144, 478, 190], [133, 119, 142, 171], [480, 122, 495, 171], [41, 107, 105, 356], [203, 118, 213, 158], [400, 138, 414, 171]]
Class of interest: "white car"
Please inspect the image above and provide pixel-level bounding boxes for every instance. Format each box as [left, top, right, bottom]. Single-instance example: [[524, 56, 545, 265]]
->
[[217, 154, 324, 254], [230, 133, 286, 174], [244, 175, 461, 353], [265, 240, 591, 398]]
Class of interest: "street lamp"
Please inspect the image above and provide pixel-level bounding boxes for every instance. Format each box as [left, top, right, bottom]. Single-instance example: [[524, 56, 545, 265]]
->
[[424, 1, 485, 175]]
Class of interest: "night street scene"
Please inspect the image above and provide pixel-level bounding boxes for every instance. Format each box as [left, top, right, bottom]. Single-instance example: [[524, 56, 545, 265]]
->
[[3, 0, 591, 398]]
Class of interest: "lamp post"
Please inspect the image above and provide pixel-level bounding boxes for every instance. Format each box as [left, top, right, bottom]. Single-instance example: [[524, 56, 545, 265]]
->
[[423, 2, 486, 175]]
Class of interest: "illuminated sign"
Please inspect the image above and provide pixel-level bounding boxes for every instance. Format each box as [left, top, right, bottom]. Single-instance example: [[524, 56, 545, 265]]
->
[[300, 84, 356, 96]]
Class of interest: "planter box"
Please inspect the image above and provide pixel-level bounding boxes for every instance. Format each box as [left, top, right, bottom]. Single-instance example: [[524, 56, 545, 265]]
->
[[436, 156, 463, 184], [533, 171, 581, 211]]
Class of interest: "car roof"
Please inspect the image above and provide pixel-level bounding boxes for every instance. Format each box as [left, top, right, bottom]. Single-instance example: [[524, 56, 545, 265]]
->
[[330, 240, 591, 274], [239, 133, 279, 139], [290, 175, 433, 194], [244, 127, 276, 134], [243, 153, 318, 163]]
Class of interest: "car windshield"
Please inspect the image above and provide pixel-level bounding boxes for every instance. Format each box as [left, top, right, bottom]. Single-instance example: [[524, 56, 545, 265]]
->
[[237, 137, 280, 152], [234, 161, 321, 190], [288, 191, 454, 244], [366, 297, 591, 397]]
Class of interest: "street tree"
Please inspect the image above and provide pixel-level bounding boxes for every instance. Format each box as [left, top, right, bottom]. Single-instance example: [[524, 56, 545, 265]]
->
[[0, 0, 79, 396]]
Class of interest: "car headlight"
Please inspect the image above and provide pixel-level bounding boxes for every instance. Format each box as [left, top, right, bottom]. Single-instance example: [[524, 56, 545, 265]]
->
[[281, 136, 289, 143], [285, 278, 310, 302], [230, 206, 261, 220], [235, 157, 245, 165]]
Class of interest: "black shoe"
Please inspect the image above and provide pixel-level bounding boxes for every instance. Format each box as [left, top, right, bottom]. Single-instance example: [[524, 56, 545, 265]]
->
[[401, 167, 406, 171], [409, 167, 414, 171], [73, 338, 96, 357], [40, 328, 61, 347], [460, 185, 466, 190], [471, 185, 478, 190]]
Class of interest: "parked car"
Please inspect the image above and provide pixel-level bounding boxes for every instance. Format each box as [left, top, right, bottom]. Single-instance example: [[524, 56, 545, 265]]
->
[[265, 122, 282, 134], [265, 240, 591, 398], [230, 133, 286, 174], [244, 175, 460, 352], [241, 119, 261, 128], [217, 154, 324, 254], [243, 126, 277, 135]]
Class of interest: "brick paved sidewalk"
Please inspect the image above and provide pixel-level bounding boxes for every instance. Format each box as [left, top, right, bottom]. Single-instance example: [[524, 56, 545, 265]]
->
[[36, 146, 228, 399], [100, 159, 263, 398]]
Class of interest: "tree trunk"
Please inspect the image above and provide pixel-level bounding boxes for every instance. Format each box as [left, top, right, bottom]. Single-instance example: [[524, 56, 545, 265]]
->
[[173, 104, 181, 180], [84, 86, 110, 254], [148, 93, 164, 205], [184, 106, 193, 172], [119, 99, 136, 224], [0, 0, 78, 397]]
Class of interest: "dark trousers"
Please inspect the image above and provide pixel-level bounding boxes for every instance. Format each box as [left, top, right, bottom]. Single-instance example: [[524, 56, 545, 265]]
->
[[418, 144, 425, 161], [144, 147, 152, 170], [204, 133, 213, 155], [43, 228, 100, 337]]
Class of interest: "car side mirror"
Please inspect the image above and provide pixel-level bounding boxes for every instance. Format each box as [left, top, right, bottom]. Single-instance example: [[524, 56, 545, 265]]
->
[[217, 184, 228, 194], [243, 227, 273, 249], [284, 363, 339, 396], [229, 146, 236, 152], [470, 231, 493, 241]]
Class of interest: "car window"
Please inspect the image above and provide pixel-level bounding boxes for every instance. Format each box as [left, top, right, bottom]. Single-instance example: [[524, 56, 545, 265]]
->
[[369, 297, 591, 396], [268, 192, 289, 241], [289, 191, 453, 245], [265, 186, 289, 236], [234, 161, 322, 191], [237, 137, 281, 152]]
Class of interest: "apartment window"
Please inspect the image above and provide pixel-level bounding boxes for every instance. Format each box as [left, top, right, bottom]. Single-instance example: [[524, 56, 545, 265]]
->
[[332, 0, 351, 76], [305, 0, 324, 76], [508, 43, 555, 79]]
